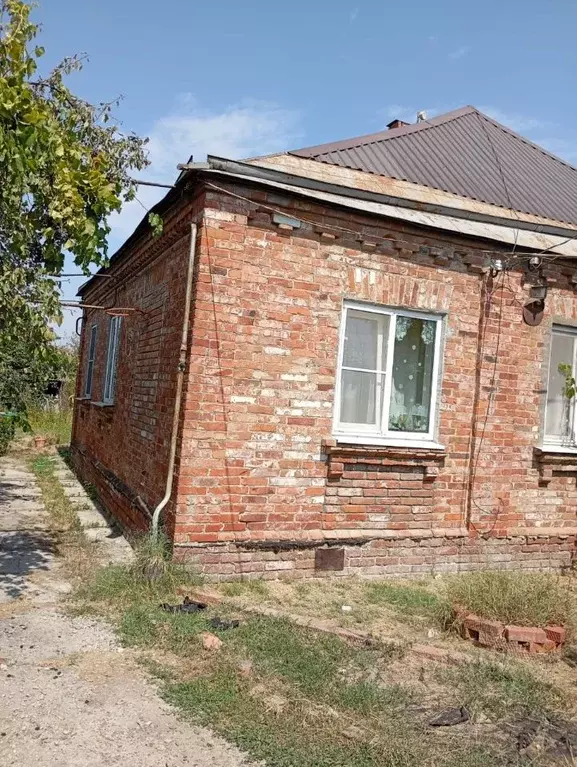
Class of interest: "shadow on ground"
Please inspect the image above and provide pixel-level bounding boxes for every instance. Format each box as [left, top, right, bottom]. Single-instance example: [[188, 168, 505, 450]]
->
[[0, 482, 40, 503], [0, 530, 54, 600]]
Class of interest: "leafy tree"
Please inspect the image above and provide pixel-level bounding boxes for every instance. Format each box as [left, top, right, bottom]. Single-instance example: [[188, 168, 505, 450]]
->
[[0, 334, 77, 452], [0, 0, 149, 351]]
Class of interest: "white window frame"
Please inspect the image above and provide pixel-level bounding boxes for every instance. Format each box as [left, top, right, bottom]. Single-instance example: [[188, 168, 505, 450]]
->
[[103, 316, 122, 404], [333, 301, 443, 448], [84, 324, 97, 398], [543, 324, 577, 451]]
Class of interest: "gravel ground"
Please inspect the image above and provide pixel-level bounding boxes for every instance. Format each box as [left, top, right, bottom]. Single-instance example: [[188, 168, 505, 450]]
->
[[0, 455, 251, 767]]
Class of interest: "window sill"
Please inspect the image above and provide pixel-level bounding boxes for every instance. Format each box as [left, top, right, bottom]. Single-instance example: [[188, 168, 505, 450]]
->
[[534, 446, 577, 484], [91, 401, 115, 408], [536, 444, 577, 455], [331, 434, 445, 451], [322, 438, 446, 480], [75, 396, 91, 402]]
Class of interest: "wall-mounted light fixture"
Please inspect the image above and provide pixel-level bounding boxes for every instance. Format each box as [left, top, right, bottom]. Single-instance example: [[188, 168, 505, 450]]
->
[[524, 273, 548, 326]]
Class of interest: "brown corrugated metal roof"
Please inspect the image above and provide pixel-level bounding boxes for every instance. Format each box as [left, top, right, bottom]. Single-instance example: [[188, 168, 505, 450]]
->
[[290, 106, 577, 226]]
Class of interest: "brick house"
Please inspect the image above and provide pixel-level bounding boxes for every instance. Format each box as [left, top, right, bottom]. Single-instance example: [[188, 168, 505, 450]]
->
[[71, 106, 577, 579]]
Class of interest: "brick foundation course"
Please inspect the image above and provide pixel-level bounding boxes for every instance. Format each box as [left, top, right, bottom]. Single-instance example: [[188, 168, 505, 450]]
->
[[461, 614, 566, 654], [173, 532, 575, 580]]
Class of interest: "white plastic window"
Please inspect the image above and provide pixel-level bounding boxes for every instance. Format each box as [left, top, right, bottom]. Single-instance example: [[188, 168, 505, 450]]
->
[[334, 303, 442, 444], [103, 316, 122, 404], [544, 326, 577, 447]]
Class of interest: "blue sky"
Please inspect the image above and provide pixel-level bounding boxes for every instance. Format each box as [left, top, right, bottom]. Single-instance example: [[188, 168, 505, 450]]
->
[[37, 0, 577, 337]]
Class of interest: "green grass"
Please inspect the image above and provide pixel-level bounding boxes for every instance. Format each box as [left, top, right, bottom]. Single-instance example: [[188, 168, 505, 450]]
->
[[153, 617, 427, 767], [221, 579, 270, 598], [228, 616, 409, 712], [28, 453, 99, 583], [164, 670, 428, 767], [439, 659, 564, 719], [445, 571, 575, 629], [28, 407, 73, 446], [74, 537, 202, 616], [119, 603, 210, 652], [72, 549, 569, 767], [365, 581, 452, 625], [29, 454, 81, 531]]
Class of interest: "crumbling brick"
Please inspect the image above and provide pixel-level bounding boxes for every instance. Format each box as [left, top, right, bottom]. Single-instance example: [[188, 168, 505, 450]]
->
[[545, 626, 566, 645]]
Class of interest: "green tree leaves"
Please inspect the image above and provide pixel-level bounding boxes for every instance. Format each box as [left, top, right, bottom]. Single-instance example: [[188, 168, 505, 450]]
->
[[558, 363, 577, 401], [0, 0, 149, 353]]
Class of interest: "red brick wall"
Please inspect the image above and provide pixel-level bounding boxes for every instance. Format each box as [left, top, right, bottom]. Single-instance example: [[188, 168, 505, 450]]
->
[[171, 182, 577, 577], [71, 178, 577, 578], [71, 194, 202, 533]]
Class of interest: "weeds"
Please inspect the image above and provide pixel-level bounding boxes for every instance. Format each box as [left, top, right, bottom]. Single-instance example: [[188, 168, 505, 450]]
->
[[439, 659, 564, 719], [74, 534, 201, 616], [228, 616, 405, 709], [71, 538, 572, 766], [445, 571, 575, 629], [365, 581, 452, 625], [29, 455, 80, 531], [164, 668, 427, 767], [221, 580, 270, 598], [27, 407, 73, 446], [28, 454, 97, 582]]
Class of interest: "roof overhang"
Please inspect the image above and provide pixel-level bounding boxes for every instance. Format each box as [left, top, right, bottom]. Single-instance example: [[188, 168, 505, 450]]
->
[[197, 155, 577, 256], [78, 154, 577, 296]]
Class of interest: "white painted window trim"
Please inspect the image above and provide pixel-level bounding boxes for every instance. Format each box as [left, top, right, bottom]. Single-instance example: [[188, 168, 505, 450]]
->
[[543, 324, 577, 450], [332, 301, 443, 446], [539, 444, 577, 455], [84, 324, 97, 398], [103, 316, 122, 404]]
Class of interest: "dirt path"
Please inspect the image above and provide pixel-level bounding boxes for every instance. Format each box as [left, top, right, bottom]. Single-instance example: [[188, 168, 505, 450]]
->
[[0, 454, 250, 767]]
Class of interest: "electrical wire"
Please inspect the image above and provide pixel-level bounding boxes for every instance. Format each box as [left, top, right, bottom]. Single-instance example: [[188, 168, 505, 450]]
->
[[206, 181, 577, 264], [467, 270, 508, 538]]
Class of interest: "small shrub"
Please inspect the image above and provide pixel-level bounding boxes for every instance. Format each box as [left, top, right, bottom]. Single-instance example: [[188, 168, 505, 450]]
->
[[0, 416, 15, 455], [445, 571, 575, 629], [74, 533, 202, 612]]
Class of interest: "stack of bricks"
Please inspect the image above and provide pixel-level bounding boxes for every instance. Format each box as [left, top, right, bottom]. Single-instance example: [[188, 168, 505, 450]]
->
[[461, 613, 566, 654]]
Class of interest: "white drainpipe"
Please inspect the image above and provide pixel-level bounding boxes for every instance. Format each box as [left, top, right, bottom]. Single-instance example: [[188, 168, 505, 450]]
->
[[151, 221, 198, 541]]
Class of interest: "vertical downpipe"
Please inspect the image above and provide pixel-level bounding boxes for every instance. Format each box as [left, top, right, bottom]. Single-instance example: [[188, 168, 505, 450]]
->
[[151, 222, 198, 541]]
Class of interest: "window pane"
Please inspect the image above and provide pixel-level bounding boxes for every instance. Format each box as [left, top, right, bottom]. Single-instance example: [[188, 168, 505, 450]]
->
[[342, 312, 383, 370], [340, 370, 379, 425], [85, 326, 97, 396], [546, 332, 575, 441], [389, 317, 436, 433], [104, 317, 122, 402]]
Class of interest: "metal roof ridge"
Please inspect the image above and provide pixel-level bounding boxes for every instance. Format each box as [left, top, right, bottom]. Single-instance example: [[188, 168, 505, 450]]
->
[[476, 109, 577, 174], [289, 106, 477, 157]]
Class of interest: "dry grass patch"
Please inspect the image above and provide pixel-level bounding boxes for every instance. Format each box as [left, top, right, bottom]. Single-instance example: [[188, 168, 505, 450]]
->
[[218, 577, 451, 643], [445, 571, 577, 630]]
